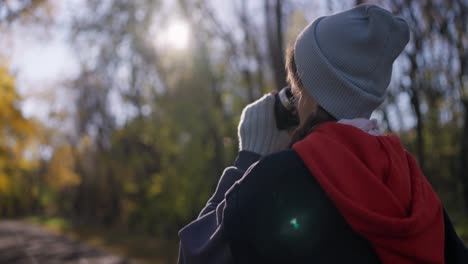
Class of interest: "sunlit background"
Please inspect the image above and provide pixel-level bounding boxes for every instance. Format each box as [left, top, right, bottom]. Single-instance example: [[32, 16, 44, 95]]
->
[[0, 0, 467, 263]]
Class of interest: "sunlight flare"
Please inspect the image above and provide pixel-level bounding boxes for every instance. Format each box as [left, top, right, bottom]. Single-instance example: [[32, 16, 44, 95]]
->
[[156, 20, 191, 50]]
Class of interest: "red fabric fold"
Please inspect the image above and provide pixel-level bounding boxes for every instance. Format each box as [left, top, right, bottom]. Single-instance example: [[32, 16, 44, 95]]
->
[[292, 122, 444, 264]]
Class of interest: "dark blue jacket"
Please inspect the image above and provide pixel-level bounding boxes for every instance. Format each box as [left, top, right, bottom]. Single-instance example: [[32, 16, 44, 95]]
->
[[178, 150, 468, 263]]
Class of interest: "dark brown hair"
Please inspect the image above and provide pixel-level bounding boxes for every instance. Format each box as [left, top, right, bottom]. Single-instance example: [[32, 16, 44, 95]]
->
[[285, 47, 337, 145]]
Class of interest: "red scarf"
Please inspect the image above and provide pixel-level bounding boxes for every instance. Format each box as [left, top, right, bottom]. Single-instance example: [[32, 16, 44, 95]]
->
[[293, 122, 444, 264]]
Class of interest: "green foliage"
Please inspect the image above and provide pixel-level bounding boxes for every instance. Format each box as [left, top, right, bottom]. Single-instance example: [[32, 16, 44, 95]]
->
[[399, 99, 465, 210], [26, 215, 71, 232]]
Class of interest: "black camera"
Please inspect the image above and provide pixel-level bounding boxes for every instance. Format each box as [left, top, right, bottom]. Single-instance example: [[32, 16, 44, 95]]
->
[[274, 86, 299, 130]]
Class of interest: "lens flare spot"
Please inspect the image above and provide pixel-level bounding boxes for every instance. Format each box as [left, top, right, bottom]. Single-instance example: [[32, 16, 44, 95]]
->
[[290, 218, 300, 230]]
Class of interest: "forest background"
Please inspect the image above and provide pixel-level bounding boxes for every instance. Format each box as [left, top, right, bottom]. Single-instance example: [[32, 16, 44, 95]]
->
[[1, 0, 467, 263]]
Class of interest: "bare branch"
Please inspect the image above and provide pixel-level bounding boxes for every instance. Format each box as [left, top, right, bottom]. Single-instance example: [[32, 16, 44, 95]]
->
[[0, 0, 46, 24]]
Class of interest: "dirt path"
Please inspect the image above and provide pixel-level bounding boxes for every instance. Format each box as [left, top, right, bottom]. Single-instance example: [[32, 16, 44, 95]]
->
[[0, 220, 129, 264]]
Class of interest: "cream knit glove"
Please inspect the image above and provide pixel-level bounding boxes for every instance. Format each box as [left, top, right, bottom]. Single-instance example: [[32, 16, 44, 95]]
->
[[238, 94, 291, 156]]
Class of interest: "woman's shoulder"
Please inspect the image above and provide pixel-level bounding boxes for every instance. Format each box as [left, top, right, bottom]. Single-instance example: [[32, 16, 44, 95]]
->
[[243, 149, 307, 179], [225, 149, 313, 201], [226, 149, 325, 206], [224, 149, 380, 263], [229, 149, 335, 214]]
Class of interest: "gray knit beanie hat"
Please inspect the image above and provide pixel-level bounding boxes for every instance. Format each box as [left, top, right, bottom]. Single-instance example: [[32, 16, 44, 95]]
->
[[294, 4, 409, 119]]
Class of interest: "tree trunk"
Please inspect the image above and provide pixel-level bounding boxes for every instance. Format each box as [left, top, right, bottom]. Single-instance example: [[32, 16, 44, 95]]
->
[[459, 99, 468, 214], [265, 0, 287, 91], [410, 89, 425, 170]]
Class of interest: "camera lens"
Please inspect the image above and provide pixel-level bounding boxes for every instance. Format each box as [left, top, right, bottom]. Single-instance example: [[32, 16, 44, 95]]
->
[[274, 87, 299, 130]]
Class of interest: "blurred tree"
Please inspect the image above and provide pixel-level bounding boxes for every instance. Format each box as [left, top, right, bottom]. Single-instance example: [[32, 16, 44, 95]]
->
[[0, 0, 62, 218], [67, 4, 237, 258], [0, 66, 39, 216], [68, 0, 161, 224], [265, 0, 287, 91], [383, 0, 468, 210], [0, 0, 45, 22], [451, 0, 468, 213], [180, 0, 293, 103], [0, 0, 52, 29], [461, 98, 468, 211]]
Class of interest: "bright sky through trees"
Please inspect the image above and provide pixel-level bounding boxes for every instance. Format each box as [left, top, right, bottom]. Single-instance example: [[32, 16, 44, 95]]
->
[[156, 19, 191, 50], [4, 0, 415, 130]]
